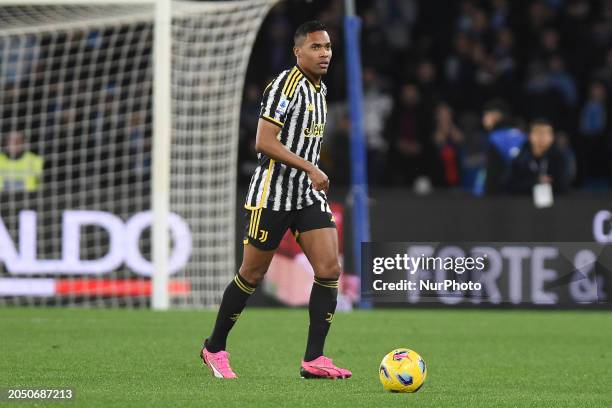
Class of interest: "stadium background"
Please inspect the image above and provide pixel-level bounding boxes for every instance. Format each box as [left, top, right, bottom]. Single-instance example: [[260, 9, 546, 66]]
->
[[240, 0, 612, 190], [0, 1, 611, 407], [0, 0, 610, 307], [237, 0, 612, 308]]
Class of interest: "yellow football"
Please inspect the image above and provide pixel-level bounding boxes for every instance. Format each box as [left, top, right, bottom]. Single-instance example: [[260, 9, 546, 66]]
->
[[379, 348, 427, 393]]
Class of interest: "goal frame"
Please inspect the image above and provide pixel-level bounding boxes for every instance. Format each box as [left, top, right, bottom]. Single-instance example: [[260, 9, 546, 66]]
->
[[0, 0, 173, 310]]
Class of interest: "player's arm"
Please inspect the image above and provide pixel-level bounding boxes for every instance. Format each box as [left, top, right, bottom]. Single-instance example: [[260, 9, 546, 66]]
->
[[255, 118, 329, 192]]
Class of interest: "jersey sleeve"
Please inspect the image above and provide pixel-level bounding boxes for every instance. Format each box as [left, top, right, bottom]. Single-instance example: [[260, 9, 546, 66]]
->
[[259, 68, 301, 128]]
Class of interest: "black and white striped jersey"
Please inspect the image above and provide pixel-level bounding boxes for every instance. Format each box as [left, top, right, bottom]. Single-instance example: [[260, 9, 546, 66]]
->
[[245, 65, 330, 212]]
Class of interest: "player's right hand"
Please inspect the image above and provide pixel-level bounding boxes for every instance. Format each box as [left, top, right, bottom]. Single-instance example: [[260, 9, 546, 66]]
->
[[307, 167, 330, 192]]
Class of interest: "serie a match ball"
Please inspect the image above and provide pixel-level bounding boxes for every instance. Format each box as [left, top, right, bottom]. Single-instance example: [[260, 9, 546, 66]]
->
[[379, 348, 427, 393]]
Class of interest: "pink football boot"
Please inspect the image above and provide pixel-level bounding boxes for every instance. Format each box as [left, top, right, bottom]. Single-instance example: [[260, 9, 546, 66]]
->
[[200, 340, 237, 379], [300, 356, 352, 379]]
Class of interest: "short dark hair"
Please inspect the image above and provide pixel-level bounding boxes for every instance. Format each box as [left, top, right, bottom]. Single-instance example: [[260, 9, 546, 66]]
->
[[529, 118, 554, 131], [294, 20, 327, 46], [483, 99, 511, 116]]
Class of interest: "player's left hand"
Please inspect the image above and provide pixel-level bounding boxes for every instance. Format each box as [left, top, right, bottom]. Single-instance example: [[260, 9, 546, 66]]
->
[[308, 166, 330, 192]]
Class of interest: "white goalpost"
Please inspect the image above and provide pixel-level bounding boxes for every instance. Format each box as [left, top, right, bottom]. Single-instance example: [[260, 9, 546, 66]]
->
[[0, 0, 277, 309], [152, 0, 172, 310]]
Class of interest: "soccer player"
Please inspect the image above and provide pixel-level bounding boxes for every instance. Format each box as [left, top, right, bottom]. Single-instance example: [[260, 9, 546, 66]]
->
[[200, 20, 351, 380]]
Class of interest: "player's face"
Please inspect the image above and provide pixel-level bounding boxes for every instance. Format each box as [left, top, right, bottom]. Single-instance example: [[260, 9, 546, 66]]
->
[[295, 31, 332, 78]]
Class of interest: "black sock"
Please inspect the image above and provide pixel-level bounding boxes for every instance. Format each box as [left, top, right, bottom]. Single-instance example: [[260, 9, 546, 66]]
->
[[206, 274, 256, 353], [304, 277, 338, 362]]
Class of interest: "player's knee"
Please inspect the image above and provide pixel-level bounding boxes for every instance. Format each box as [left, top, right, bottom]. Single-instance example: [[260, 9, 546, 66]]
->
[[238, 264, 267, 286], [315, 260, 342, 280]]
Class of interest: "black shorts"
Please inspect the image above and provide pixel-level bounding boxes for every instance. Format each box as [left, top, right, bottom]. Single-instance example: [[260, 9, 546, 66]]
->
[[243, 203, 336, 251]]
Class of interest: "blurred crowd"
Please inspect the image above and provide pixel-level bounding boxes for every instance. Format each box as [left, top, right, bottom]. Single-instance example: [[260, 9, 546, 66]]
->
[[0, 24, 153, 195], [239, 0, 612, 194], [2, 0, 612, 197]]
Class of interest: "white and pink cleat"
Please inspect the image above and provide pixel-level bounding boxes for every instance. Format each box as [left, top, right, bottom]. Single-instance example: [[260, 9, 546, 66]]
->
[[200, 340, 238, 379]]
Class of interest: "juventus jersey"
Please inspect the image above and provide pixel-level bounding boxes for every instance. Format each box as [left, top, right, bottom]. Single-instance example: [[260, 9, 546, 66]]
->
[[245, 65, 329, 211]]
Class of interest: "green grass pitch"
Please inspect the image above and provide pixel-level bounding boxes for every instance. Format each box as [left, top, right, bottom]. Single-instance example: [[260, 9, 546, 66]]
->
[[1, 307, 611, 407]]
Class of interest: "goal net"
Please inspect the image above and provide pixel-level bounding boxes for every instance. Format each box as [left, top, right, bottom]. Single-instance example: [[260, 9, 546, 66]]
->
[[0, 0, 276, 308]]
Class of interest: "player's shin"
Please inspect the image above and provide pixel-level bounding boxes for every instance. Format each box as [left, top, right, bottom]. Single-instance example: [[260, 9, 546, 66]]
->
[[304, 277, 339, 362], [206, 274, 257, 352]]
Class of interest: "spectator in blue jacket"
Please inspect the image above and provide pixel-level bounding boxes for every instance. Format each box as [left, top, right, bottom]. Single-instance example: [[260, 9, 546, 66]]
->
[[578, 81, 608, 184], [480, 99, 526, 195]]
